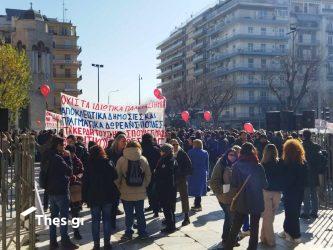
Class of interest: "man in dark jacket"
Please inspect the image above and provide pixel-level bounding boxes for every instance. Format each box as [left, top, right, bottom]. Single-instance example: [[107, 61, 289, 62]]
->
[[141, 133, 161, 216], [47, 136, 78, 249], [170, 139, 192, 226], [301, 130, 323, 219]]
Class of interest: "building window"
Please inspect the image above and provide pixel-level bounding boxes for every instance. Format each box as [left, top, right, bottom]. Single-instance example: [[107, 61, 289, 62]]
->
[[248, 74, 255, 82], [65, 69, 71, 77], [261, 59, 267, 68], [249, 90, 254, 98], [261, 44, 266, 52], [248, 58, 254, 68], [53, 68, 56, 77], [298, 34, 303, 42], [248, 43, 253, 51], [329, 36, 333, 45], [279, 28, 285, 37], [65, 54, 71, 60], [248, 27, 254, 34], [279, 44, 285, 52], [249, 107, 255, 115], [261, 27, 266, 35]]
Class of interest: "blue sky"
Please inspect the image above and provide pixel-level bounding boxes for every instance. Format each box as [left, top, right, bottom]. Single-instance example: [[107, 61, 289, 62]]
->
[[2, 0, 216, 105]]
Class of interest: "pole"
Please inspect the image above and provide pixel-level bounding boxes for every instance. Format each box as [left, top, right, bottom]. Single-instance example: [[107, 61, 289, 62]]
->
[[97, 66, 100, 103], [139, 74, 141, 105]]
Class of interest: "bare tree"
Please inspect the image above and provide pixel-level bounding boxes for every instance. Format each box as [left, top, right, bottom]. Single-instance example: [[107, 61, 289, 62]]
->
[[267, 51, 321, 111], [201, 77, 235, 126]]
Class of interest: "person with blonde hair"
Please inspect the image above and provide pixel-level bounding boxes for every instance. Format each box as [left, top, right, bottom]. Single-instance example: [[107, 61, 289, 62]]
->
[[260, 144, 284, 246], [115, 141, 151, 241], [188, 139, 209, 211], [279, 139, 307, 244]]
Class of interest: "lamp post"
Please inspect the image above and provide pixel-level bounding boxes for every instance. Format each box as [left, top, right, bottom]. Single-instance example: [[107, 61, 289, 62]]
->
[[138, 74, 142, 105], [92, 63, 104, 103], [108, 89, 120, 104]]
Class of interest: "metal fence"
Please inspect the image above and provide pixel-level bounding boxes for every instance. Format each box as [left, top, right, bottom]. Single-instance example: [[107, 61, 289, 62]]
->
[[0, 135, 36, 250]]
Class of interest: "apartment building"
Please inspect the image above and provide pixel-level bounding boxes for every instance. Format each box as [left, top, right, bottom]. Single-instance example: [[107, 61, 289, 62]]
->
[[157, 0, 290, 128], [0, 7, 81, 130]]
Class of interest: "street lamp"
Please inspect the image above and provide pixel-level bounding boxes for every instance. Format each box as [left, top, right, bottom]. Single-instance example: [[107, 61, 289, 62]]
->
[[92, 63, 104, 103], [108, 89, 120, 104], [138, 74, 142, 105]]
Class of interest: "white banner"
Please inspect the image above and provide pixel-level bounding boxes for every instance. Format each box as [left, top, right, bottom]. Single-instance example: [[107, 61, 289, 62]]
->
[[45, 111, 62, 131], [60, 93, 166, 147]]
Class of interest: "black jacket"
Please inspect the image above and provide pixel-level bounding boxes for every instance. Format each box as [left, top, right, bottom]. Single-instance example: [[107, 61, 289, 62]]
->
[[262, 160, 285, 192], [282, 160, 307, 195], [155, 155, 178, 203], [303, 140, 322, 187], [175, 148, 192, 178], [141, 143, 160, 172], [46, 151, 73, 195], [82, 158, 119, 206]]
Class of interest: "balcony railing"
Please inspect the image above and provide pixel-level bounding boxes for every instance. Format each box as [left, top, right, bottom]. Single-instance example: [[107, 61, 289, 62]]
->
[[54, 45, 82, 53], [157, 68, 172, 79], [193, 54, 204, 63], [158, 40, 184, 57], [157, 52, 183, 68], [193, 28, 205, 38], [53, 59, 82, 66], [194, 68, 204, 76], [172, 64, 184, 72], [173, 75, 184, 83], [63, 88, 82, 94], [193, 42, 204, 51], [53, 74, 82, 81]]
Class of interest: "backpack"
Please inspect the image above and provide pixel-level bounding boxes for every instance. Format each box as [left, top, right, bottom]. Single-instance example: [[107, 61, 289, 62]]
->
[[125, 160, 145, 187]]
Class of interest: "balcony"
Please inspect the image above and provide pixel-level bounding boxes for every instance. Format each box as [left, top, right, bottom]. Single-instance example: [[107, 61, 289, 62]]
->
[[209, 34, 288, 50], [157, 52, 184, 68], [173, 75, 184, 83], [194, 68, 204, 76], [237, 82, 268, 89], [157, 68, 172, 79], [158, 40, 184, 57], [193, 54, 204, 63], [234, 98, 279, 105], [210, 66, 280, 78], [54, 45, 82, 54], [53, 59, 82, 66], [53, 74, 82, 81], [172, 64, 184, 72], [193, 41, 204, 51], [157, 28, 185, 49], [209, 49, 287, 63], [63, 88, 83, 95], [296, 40, 320, 46], [192, 28, 205, 38]]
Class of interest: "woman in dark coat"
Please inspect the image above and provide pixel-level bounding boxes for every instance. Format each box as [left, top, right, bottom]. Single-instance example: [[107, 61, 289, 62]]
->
[[225, 142, 268, 250], [279, 139, 307, 244], [82, 145, 118, 250], [155, 143, 178, 233]]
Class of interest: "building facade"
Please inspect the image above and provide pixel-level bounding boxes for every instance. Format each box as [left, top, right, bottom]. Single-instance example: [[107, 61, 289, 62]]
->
[[0, 8, 81, 130], [157, 0, 333, 128]]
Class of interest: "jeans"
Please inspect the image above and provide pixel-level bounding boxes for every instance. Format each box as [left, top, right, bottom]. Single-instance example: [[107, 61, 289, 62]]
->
[[110, 199, 119, 229], [303, 187, 318, 216], [122, 200, 147, 236], [49, 194, 70, 242], [220, 203, 233, 241], [91, 203, 112, 245], [43, 192, 49, 210], [194, 196, 201, 207], [225, 212, 260, 250]]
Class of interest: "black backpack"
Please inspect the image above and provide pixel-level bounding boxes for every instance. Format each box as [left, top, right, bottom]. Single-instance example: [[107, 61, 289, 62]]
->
[[125, 160, 145, 187]]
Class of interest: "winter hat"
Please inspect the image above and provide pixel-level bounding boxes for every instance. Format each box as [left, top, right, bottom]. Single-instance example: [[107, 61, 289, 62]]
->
[[160, 143, 173, 156]]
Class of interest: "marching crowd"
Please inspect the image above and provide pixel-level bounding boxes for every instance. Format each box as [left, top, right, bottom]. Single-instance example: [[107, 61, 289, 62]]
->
[[32, 127, 328, 250]]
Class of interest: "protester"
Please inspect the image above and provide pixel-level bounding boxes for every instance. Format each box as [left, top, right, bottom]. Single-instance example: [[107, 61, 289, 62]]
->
[[82, 145, 119, 250], [141, 133, 161, 217], [279, 139, 307, 244], [225, 142, 268, 250], [188, 139, 209, 211], [210, 146, 239, 247], [260, 144, 284, 247], [301, 130, 322, 219], [66, 145, 84, 240], [155, 143, 178, 233], [46, 136, 78, 249], [170, 139, 192, 226], [115, 141, 151, 240]]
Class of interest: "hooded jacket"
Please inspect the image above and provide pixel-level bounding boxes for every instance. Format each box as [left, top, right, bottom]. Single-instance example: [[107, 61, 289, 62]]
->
[[115, 147, 151, 201]]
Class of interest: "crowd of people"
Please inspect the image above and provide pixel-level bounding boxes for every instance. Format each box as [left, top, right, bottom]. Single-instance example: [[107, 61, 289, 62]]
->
[[34, 127, 328, 250]]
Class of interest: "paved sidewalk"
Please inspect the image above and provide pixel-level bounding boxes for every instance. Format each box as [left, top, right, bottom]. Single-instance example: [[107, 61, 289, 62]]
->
[[19, 193, 333, 249]]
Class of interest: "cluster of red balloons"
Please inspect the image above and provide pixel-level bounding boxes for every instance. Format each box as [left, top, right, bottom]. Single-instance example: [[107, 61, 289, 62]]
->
[[180, 110, 212, 123]]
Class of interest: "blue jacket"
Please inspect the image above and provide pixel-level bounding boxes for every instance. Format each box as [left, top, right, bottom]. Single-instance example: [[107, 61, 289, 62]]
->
[[231, 158, 268, 215], [187, 148, 209, 196]]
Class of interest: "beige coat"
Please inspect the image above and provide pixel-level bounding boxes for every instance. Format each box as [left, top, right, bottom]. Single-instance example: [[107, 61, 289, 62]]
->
[[115, 147, 151, 201]]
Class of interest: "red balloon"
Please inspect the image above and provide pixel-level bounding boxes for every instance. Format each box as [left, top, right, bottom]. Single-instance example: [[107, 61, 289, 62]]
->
[[244, 123, 254, 133], [204, 111, 212, 122], [154, 88, 164, 99], [181, 111, 190, 122], [40, 84, 50, 98]]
